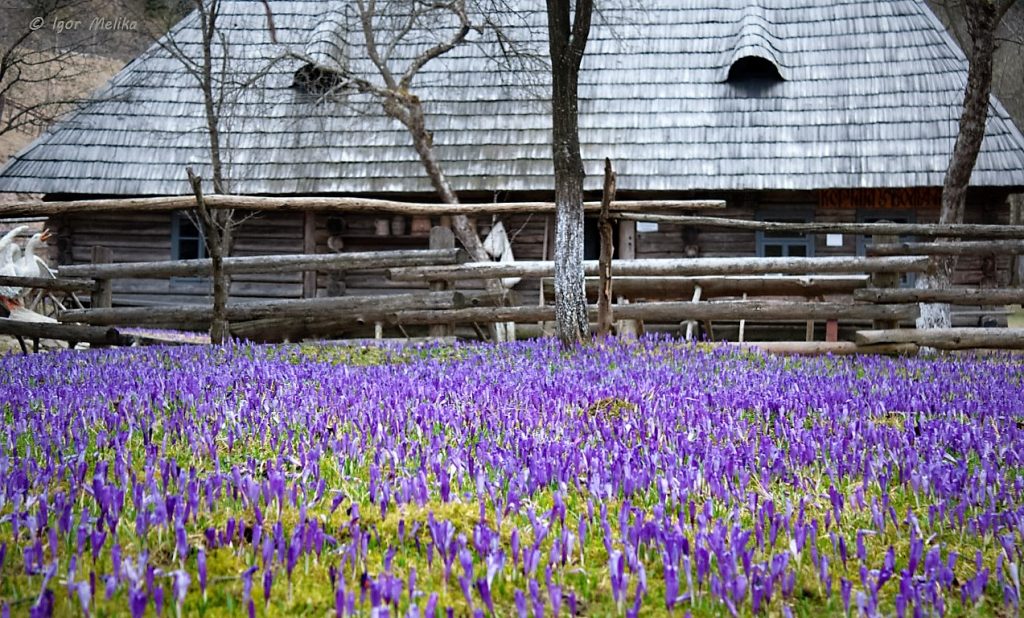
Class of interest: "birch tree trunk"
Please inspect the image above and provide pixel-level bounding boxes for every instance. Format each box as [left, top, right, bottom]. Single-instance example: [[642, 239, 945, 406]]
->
[[546, 0, 593, 346]]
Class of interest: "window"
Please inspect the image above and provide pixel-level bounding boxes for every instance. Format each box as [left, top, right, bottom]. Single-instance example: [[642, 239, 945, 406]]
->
[[291, 63, 348, 98], [756, 209, 813, 257], [727, 56, 783, 83], [857, 210, 916, 287], [172, 212, 206, 261]]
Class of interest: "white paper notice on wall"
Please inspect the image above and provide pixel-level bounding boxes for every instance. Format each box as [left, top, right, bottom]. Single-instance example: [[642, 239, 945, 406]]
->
[[826, 233, 843, 247], [637, 222, 659, 233]]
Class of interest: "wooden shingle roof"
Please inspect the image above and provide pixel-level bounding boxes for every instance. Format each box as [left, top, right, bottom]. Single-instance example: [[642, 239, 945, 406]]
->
[[1, 0, 1023, 196]]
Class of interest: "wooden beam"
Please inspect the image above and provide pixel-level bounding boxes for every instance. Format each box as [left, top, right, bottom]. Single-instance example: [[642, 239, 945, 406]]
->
[[615, 213, 1024, 239], [0, 275, 95, 293], [302, 212, 317, 299], [867, 239, 1024, 256], [90, 246, 113, 309], [855, 328, 1024, 349], [60, 290, 473, 326], [611, 300, 916, 322], [854, 287, 1024, 305], [0, 320, 133, 346], [546, 275, 871, 300], [59, 249, 464, 279], [731, 341, 920, 355], [1, 195, 726, 218], [389, 256, 929, 282], [381, 300, 916, 326]]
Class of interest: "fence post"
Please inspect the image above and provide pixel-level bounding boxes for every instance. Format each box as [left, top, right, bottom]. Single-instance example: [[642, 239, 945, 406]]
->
[[869, 224, 900, 330], [90, 246, 113, 309], [429, 226, 455, 338]]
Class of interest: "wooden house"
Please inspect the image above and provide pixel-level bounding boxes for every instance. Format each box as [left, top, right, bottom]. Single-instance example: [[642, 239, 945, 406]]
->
[[0, 0, 1022, 309]]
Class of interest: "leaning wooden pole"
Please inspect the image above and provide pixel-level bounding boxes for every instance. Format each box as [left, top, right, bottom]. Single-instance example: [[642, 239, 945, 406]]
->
[[0, 196, 725, 218], [615, 213, 1024, 239], [597, 158, 616, 337]]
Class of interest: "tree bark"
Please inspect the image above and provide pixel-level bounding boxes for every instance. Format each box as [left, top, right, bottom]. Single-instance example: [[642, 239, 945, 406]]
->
[[597, 158, 616, 336], [546, 0, 593, 346], [919, 0, 1000, 329], [187, 168, 230, 343]]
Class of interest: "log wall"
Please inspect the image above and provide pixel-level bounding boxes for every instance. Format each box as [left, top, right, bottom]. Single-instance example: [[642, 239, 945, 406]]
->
[[52, 211, 304, 306], [47, 189, 1015, 315]]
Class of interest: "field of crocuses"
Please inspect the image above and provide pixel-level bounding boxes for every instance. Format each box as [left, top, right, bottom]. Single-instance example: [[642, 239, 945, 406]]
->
[[1, 338, 1023, 617]]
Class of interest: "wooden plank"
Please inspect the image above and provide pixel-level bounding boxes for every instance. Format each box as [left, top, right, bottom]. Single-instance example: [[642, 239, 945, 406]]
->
[[855, 328, 1024, 349], [302, 212, 317, 299], [90, 247, 113, 309], [854, 287, 1024, 305], [59, 249, 464, 279], [868, 240, 1024, 256], [389, 256, 929, 282], [732, 341, 919, 355], [429, 226, 456, 338], [616, 213, 1024, 239], [0, 320, 132, 346], [381, 300, 916, 326], [0, 275, 95, 293], [3, 196, 727, 217], [575, 275, 876, 299], [60, 291, 471, 325]]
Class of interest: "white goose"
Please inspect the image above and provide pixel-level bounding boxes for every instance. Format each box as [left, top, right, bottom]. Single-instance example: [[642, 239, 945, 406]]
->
[[0, 226, 28, 301], [1, 229, 57, 322], [14, 229, 53, 279]]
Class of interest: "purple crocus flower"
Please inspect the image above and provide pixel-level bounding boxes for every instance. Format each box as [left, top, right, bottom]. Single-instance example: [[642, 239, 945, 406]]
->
[[475, 579, 495, 616], [424, 592, 438, 618], [129, 587, 147, 618], [197, 548, 208, 600]]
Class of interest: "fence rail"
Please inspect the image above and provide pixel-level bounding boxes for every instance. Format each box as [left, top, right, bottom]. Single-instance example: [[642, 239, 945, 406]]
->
[[2, 215, 1022, 350]]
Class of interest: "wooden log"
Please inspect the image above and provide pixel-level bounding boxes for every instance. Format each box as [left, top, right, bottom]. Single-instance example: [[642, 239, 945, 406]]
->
[[302, 212, 317, 298], [61, 291, 470, 326], [59, 249, 464, 279], [0, 319, 133, 346], [855, 328, 1024, 349], [611, 300, 917, 322], [731, 341, 920, 355], [1, 195, 726, 218], [429, 227, 455, 338], [868, 239, 1024, 256], [229, 290, 503, 342], [0, 275, 95, 293], [90, 247, 113, 309], [869, 226, 900, 330], [389, 256, 928, 281], [381, 300, 916, 326], [854, 287, 1024, 305], [615, 213, 1024, 239], [553, 275, 868, 300]]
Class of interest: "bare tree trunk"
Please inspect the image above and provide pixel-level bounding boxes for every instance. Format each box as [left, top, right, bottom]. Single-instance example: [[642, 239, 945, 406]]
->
[[919, 0, 1002, 329], [187, 169, 231, 343], [546, 0, 593, 346], [190, 0, 234, 344], [597, 158, 616, 337], [398, 99, 490, 264]]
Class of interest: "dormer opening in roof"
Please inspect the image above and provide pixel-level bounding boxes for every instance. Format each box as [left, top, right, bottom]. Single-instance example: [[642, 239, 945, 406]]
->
[[292, 3, 351, 99], [718, 2, 786, 95], [727, 55, 783, 83]]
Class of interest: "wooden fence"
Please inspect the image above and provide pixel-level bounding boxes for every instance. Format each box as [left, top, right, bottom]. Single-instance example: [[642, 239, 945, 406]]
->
[[2, 216, 1023, 351]]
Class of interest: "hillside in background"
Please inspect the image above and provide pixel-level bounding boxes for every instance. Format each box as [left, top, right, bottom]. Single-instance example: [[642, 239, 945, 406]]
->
[[926, 0, 1024, 134], [0, 0, 187, 166]]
